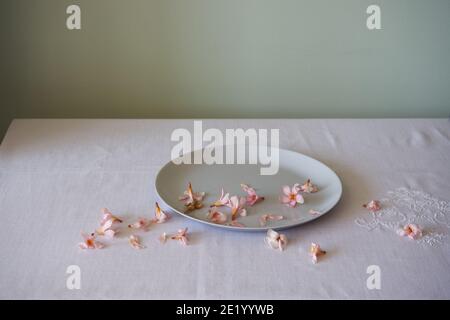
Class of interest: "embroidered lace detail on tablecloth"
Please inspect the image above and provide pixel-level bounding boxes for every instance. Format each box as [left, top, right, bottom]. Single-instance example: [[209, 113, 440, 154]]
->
[[355, 188, 450, 247]]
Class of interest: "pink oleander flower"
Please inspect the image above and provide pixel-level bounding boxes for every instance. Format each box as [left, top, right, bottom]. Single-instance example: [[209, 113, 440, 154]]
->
[[280, 184, 304, 207], [241, 183, 264, 206], [229, 220, 245, 228], [96, 208, 122, 238], [265, 229, 288, 251], [309, 209, 321, 215], [171, 228, 189, 246], [207, 207, 228, 224], [260, 214, 284, 227], [210, 188, 230, 207], [129, 235, 145, 249], [100, 208, 123, 225], [128, 217, 152, 231], [96, 219, 117, 238], [153, 202, 170, 223], [228, 196, 247, 220], [299, 179, 318, 193], [310, 243, 326, 264], [397, 224, 423, 240], [79, 232, 104, 250], [363, 200, 381, 212], [179, 182, 205, 211]]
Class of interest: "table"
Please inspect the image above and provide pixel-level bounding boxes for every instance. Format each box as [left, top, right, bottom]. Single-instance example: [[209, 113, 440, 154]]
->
[[0, 119, 449, 299]]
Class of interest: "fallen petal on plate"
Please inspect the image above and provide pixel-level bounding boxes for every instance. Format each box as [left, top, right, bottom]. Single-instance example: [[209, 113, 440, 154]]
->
[[228, 196, 247, 220], [179, 183, 205, 212], [207, 207, 228, 224], [265, 229, 287, 251], [299, 179, 319, 193], [308, 209, 321, 215], [129, 234, 145, 249], [79, 232, 104, 250], [260, 214, 284, 226], [397, 224, 423, 240], [210, 188, 230, 207], [153, 202, 170, 223], [241, 183, 264, 206], [310, 243, 326, 264], [363, 200, 381, 212], [280, 185, 304, 208], [229, 220, 245, 228]]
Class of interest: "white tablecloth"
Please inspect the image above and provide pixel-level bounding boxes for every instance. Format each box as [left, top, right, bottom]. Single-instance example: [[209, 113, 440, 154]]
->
[[0, 119, 449, 299]]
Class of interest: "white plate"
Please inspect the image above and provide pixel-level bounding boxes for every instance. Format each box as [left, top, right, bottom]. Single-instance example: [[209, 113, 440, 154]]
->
[[155, 147, 342, 231]]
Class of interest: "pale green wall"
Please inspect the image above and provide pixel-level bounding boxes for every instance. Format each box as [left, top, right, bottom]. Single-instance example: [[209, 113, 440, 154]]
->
[[2, 0, 450, 139], [1, 1, 15, 141]]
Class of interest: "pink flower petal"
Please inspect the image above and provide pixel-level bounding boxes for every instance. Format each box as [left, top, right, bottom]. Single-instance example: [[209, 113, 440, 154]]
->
[[79, 232, 104, 250], [363, 200, 381, 212], [179, 183, 205, 211], [309, 209, 321, 215], [129, 234, 145, 249], [295, 194, 305, 204], [228, 195, 247, 220], [128, 218, 152, 231], [170, 228, 189, 246], [207, 207, 228, 224], [309, 243, 326, 264], [397, 224, 422, 240], [211, 188, 230, 207], [100, 208, 123, 225], [299, 179, 319, 193], [96, 208, 122, 238], [282, 185, 291, 196], [153, 202, 170, 223], [280, 185, 305, 207], [260, 214, 284, 226], [103, 229, 116, 239], [229, 221, 245, 228], [241, 184, 264, 206], [265, 229, 288, 251]]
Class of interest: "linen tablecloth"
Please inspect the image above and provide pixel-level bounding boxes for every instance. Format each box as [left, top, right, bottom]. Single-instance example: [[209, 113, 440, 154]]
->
[[0, 119, 449, 299]]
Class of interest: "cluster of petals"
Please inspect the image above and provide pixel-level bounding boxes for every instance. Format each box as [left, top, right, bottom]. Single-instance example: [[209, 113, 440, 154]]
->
[[280, 184, 305, 208], [129, 235, 145, 249], [179, 183, 205, 211], [363, 200, 381, 212], [79, 232, 104, 250], [96, 208, 123, 238], [265, 229, 288, 251], [241, 184, 264, 206], [299, 179, 318, 193], [397, 224, 422, 240], [160, 228, 189, 246], [309, 243, 326, 264]]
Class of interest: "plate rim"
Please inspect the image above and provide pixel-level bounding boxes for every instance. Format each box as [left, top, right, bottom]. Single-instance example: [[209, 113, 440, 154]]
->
[[154, 147, 342, 232]]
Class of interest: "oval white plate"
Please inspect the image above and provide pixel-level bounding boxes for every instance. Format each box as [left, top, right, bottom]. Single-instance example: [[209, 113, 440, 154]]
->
[[155, 147, 342, 231]]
